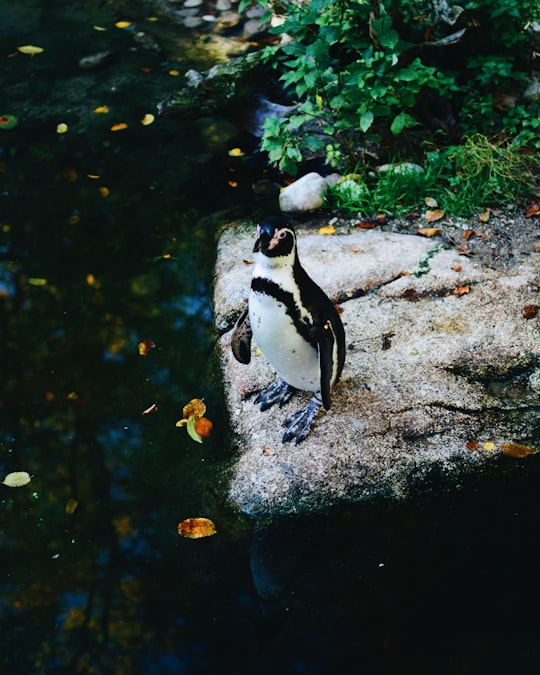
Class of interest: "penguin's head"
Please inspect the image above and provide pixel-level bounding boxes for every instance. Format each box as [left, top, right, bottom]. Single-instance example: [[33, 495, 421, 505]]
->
[[253, 216, 296, 258]]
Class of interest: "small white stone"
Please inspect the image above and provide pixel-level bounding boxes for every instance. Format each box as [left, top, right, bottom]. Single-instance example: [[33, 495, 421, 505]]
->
[[279, 172, 328, 213]]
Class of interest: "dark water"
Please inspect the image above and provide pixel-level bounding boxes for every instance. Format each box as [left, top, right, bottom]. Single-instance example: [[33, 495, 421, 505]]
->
[[2, 2, 540, 674]]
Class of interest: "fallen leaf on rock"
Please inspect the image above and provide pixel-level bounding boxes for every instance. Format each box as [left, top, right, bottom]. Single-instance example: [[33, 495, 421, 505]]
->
[[525, 203, 540, 218], [18, 45, 44, 55], [478, 208, 491, 223], [466, 441, 479, 451], [425, 209, 445, 223], [242, 259, 254, 265], [453, 285, 470, 295], [263, 447, 276, 456], [501, 443, 538, 458], [351, 246, 362, 253], [319, 225, 336, 235], [2, 471, 31, 487], [483, 441, 495, 451], [142, 403, 158, 415], [417, 227, 442, 237], [178, 517, 217, 539], [138, 339, 155, 356], [355, 221, 375, 229], [523, 304, 538, 319], [451, 264, 462, 272]]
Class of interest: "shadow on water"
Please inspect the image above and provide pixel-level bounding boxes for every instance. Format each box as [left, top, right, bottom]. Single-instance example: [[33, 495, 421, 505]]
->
[[1, 1, 540, 673]]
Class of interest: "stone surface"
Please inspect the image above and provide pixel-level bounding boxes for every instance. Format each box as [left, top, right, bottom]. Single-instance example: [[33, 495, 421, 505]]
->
[[214, 219, 540, 516], [278, 172, 331, 213]]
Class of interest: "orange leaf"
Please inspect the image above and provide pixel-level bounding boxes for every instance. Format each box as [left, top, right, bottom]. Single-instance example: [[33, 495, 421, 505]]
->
[[318, 225, 336, 235], [453, 285, 470, 295], [194, 417, 213, 438], [138, 339, 155, 356], [523, 304, 538, 319], [425, 209, 444, 223], [501, 443, 538, 458], [525, 203, 540, 218], [355, 221, 375, 229], [417, 227, 442, 237], [182, 398, 206, 421], [111, 122, 128, 131], [177, 517, 217, 539], [93, 105, 109, 114], [451, 264, 462, 272], [466, 441, 479, 451]]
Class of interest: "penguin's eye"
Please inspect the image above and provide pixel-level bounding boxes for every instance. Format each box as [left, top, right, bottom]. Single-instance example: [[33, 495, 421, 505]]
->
[[277, 230, 288, 240]]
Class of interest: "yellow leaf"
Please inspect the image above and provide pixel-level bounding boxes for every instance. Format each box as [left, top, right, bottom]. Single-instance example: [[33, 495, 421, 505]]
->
[[28, 277, 47, 286], [93, 25, 107, 31], [182, 398, 206, 421], [417, 228, 442, 237], [93, 105, 109, 114], [315, 93, 324, 108], [2, 471, 31, 487], [177, 517, 217, 539], [483, 441, 495, 451], [115, 21, 132, 28], [169, 70, 180, 76], [140, 113, 155, 126], [18, 45, 44, 55], [228, 147, 245, 157], [425, 209, 445, 223], [111, 122, 128, 131], [424, 197, 439, 208], [99, 186, 110, 197], [319, 225, 336, 235], [478, 208, 491, 223], [56, 122, 68, 134], [65, 498, 79, 515]]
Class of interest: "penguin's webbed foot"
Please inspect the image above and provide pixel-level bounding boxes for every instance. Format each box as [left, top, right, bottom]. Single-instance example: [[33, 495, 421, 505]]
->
[[282, 394, 322, 445], [254, 379, 295, 412]]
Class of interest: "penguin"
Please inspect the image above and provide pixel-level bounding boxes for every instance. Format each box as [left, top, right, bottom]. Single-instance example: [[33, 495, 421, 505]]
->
[[232, 215, 345, 444]]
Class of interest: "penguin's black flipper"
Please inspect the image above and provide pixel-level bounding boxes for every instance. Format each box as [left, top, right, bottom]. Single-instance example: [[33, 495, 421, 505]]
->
[[232, 307, 252, 364], [318, 319, 338, 410]]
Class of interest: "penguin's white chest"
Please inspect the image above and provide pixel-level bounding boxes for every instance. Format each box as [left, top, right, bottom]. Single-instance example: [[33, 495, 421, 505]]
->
[[249, 273, 320, 392]]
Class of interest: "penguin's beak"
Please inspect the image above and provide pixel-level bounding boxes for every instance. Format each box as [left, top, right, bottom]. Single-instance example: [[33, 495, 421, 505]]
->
[[253, 223, 273, 252]]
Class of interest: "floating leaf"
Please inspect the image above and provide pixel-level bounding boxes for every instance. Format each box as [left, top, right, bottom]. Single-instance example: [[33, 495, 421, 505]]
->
[[169, 70, 180, 76], [227, 180, 238, 187], [453, 285, 470, 295], [417, 227, 442, 237], [93, 25, 107, 31], [99, 186, 110, 197], [228, 147, 245, 157], [186, 416, 203, 443], [501, 443, 538, 458], [2, 471, 31, 487], [177, 517, 217, 539], [111, 122, 128, 131], [65, 498, 79, 515], [115, 21, 132, 28], [18, 45, 44, 55], [142, 403, 158, 415], [523, 304, 538, 319], [93, 105, 109, 114], [194, 417, 213, 438], [319, 225, 336, 235], [56, 122, 68, 134], [0, 114, 18, 130], [182, 398, 206, 421], [28, 277, 47, 286], [140, 113, 155, 126], [138, 339, 155, 356], [425, 209, 445, 223]]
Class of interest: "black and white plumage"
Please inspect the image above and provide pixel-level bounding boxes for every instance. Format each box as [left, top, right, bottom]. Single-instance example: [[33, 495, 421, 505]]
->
[[232, 216, 345, 444]]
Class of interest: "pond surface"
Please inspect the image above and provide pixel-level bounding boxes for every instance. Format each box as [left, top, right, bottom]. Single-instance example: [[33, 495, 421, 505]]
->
[[1, 2, 540, 674]]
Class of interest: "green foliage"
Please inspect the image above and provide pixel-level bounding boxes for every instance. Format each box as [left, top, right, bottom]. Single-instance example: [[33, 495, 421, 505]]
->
[[326, 135, 536, 217], [253, 0, 539, 179]]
